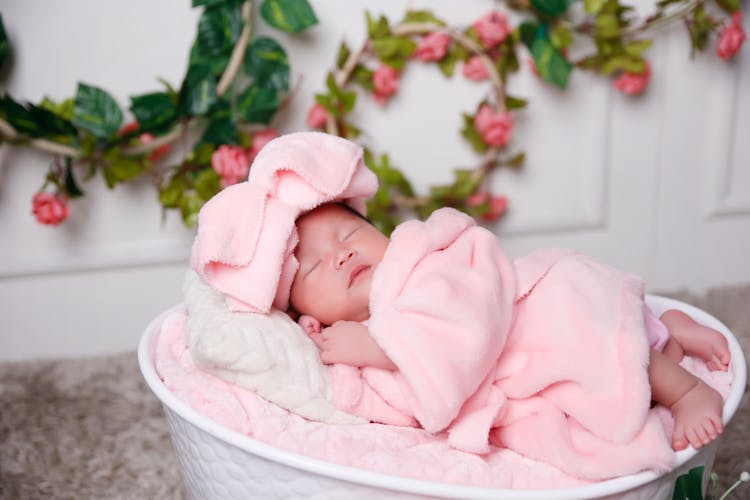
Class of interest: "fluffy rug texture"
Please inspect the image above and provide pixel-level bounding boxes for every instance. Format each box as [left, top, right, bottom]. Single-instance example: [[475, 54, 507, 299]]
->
[[1, 286, 749, 500]]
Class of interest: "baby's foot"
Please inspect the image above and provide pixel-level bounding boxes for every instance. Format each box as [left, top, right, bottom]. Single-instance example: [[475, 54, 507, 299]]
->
[[661, 310, 731, 371], [670, 379, 724, 450]]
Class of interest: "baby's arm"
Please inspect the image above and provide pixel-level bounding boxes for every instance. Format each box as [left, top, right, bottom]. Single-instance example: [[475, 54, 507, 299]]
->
[[318, 321, 397, 371]]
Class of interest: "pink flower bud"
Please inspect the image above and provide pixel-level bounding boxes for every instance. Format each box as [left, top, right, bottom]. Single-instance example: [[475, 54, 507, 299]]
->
[[118, 121, 140, 135], [473, 11, 510, 49], [372, 65, 400, 106], [474, 104, 514, 147], [31, 192, 70, 225], [211, 145, 250, 188], [306, 103, 329, 129], [613, 62, 651, 96], [139, 132, 171, 163], [247, 129, 279, 165], [467, 192, 508, 221], [414, 32, 451, 62], [717, 12, 746, 61], [462, 56, 489, 81]]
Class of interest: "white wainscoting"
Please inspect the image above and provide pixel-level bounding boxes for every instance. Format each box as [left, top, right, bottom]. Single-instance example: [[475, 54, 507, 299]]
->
[[1, 0, 748, 360]]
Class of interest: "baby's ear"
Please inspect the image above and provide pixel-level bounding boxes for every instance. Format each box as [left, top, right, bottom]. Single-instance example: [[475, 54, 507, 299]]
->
[[298, 314, 322, 336]]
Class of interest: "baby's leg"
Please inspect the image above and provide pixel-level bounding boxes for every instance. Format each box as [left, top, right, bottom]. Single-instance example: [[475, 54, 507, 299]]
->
[[649, 349, 724, 450], [660, 309, 731, 371]]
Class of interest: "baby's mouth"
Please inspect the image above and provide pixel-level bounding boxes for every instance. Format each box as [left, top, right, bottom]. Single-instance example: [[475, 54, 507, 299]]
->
[[348, 265, 370, 288]]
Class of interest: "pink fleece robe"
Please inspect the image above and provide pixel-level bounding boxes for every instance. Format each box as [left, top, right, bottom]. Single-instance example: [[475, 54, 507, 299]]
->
[[328, 207, 674, 480]]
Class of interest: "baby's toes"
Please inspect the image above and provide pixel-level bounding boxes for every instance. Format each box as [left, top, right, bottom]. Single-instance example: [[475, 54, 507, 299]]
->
[[672, 426, 688, 450], [686, 427, 704, 449]]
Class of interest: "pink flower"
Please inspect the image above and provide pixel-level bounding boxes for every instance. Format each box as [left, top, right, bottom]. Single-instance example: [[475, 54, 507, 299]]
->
[[414, 32, 451, 62], [462, 56, 489, 81], [118, 121, 140, 135], [306, 103, 329, 129], [372, 65, 400, 106], [613, 62, 651, 96], [247, 128, 279, 165], [467, 192, 509, 221], [138, 132, 171, 163], [473, 11, 511, 49], [473, 104, 514, 147], [717, 12, 746, 61], [211, 145, 250, 188], [31, 192, 70, 226]]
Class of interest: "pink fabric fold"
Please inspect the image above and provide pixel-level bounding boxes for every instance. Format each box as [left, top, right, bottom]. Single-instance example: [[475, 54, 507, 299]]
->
[[190, 132, 378, 312], [329, 208, 674, 480]]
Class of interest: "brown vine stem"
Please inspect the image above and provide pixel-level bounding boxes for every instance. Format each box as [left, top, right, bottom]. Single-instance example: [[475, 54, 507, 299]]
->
[[623, 0, 702, 38], [0, 117, 81, 158], [393, 22, 506, 112]]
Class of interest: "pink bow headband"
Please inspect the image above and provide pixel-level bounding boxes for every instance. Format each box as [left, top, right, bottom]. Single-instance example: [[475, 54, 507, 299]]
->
[[190, 132, 379, 313]]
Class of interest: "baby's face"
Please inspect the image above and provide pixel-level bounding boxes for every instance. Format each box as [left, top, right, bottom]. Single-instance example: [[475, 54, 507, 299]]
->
[[289, 204, 388, 325]]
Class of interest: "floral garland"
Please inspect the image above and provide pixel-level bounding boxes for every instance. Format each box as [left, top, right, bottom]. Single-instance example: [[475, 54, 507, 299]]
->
[[0, 0, 745, 231], [302, 2, 746, 233]]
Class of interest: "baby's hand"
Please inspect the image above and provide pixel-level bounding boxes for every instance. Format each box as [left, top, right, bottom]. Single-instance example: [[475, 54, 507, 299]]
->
[[318, 321, 396, 371], [298, 315, 324, 348]]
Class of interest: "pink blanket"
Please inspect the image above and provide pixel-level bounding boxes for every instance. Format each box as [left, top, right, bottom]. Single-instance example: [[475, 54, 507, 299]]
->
[[329, 208, 675, 480]]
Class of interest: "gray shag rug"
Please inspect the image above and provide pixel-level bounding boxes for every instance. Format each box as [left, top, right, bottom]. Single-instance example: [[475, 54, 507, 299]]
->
[[2, 286, 749, 500]]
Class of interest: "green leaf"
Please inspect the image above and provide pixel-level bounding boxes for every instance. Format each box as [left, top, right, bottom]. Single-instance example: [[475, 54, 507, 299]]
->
[[505, 151, 526, 168], [260, 0, 318, 33], [196, 2, 243, 58], [550, 24, 574, 50], [237, 83, 279, 123], [103, 152, 144, 187], [72, 83, 123, 139], [452, 169, 480, 198], [531, 37, 572, 89], [336, 41, 351, 70], [130, 92, 177, 133], [0, 95, 41, 136], [623, 39, 652, 57], [366, 12, 391, 39], [244, 37, 290, 92], [584, 0, 607, 14], [28, 103, 78, 138], [193, 167, 222, 200], [63, 158, 85, 198], [178, 63, 217, 117], [189, 41, 230, 77], [192, 0, 235, 7], [531, 0, 576, 18], [371, 37, 417, 70], [438, 45, 459, 77], [505, 95, 528, 110], [341, 91, 357, 113], [519, 22, 539, 49], [40, 97, 75, 121], [201, 116, 239, 145], [402, 10, 445, 26], [716, 0, 740, 13], [352, 65, 375, 91], [179, 190, 203, 227], [0, 15, 9, 71], [160, 175, 187, 208], [671, 466, 704, 500], [595, 13, 621, 39], [461, 113, 487, 153]]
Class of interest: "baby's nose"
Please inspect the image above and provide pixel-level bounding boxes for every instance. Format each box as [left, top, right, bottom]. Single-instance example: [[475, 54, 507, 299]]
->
[[336, 249, 356, 268]]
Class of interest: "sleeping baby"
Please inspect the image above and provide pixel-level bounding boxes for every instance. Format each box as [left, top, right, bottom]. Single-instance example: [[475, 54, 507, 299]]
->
[[290, 202, 729, 453], [190, 131, 732, 480]]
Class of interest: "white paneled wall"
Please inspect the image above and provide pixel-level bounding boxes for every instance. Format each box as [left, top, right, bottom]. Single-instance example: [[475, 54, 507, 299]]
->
[[1, 0, 748, 360]]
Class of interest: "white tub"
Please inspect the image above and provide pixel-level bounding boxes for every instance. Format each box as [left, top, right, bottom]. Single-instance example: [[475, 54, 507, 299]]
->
[[138, 296, 746, 499]]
